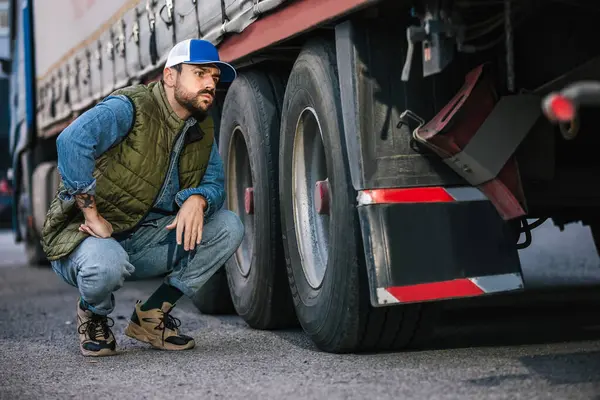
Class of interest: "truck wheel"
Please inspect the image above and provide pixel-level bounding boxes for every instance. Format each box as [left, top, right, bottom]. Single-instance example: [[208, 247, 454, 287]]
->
[[279, 39, 438, 353], [190, 268, 236, 315], [219, 70, 297, 329], [21, 161, 61, 267], [18, 191, 48, 267]]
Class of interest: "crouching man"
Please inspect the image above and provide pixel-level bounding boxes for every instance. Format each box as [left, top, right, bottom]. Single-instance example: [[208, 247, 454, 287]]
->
[[41, 39, 244, 356]]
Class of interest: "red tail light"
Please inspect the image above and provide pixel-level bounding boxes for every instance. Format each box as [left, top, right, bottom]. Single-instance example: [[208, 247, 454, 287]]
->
[[548, 94, 575, 122], [0, 179, 12, 195]]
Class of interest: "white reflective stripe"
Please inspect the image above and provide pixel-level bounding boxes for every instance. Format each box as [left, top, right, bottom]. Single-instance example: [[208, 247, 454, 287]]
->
[[445, 187, 489, 202], [469, 273, 524, 293], [376, 288, 400, 305], [356, 191, 374, 206]]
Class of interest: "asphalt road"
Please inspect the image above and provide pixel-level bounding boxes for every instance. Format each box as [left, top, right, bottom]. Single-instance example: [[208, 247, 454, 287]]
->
[[1, 221, 600, 400]]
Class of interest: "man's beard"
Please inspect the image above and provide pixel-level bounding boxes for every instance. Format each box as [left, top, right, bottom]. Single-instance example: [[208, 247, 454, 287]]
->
[[174, 79, 214, 120]]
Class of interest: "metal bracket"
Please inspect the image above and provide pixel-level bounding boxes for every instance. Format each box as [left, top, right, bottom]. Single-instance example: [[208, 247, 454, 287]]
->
[[166, 0, 174, 20], [54, 73, 62, 101], [95, 42, 102, 69], [401, 3, 460, 81], [106, 40, 115, 61], [147, 0, 156, 32], [81, 50, 91, 84], [398, 109, 425, 129], [131, 21, 140, 45], [68, 66, 77, 90], [160, 0, 175, 26], [445, 150, 495, 185], [62, 67, 70, 94], [116, 20, 126, 57], [439, 95, 542, 186]]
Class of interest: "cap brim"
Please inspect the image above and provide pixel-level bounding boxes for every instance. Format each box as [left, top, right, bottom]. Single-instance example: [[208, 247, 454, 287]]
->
[[184, 60, 237, 83]]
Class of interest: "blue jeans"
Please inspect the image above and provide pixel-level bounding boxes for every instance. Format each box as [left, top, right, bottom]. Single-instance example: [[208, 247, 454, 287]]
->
[[50, 209, 244, 315]]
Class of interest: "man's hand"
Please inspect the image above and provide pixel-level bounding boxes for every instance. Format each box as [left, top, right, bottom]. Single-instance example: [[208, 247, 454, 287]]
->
[[166, 195, 207, 251], [79, 214, 114, 238], [75, 193, 113, 238]]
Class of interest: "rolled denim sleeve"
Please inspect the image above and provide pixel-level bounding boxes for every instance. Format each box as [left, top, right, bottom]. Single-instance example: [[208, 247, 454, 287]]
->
[[175, 142, 225, 219], [56, 95, 134, 204]]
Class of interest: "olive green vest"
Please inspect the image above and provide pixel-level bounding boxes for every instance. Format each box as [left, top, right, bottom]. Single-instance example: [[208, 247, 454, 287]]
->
[[41, 82, 214, 261]]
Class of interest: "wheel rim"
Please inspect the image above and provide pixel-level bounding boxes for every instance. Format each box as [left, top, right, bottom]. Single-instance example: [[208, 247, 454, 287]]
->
[[292, 107, 330, 290], [227, 126, 254, 277]]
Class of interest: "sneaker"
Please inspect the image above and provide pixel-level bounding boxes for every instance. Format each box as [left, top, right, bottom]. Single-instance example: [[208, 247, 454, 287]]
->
[[76, 300, 117, 357], [124, 301, 195, 350]]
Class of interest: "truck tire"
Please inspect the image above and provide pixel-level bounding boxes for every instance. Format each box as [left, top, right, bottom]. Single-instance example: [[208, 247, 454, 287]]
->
[[31, 162, 60, 236], [17, 161, 59, 267], [279, 38, 438, 353], [219, 70, 297, 329], [18, 189, 48, 267], [190, 268, 236, 315]]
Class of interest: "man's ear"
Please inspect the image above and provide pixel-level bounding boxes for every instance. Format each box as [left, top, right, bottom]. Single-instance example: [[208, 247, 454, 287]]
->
[[163, 67, 176, 87]]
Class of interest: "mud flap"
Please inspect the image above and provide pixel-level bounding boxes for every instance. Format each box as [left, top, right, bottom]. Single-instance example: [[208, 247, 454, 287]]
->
[[359, 199, 525, 308], [411, 64, 542, 221]]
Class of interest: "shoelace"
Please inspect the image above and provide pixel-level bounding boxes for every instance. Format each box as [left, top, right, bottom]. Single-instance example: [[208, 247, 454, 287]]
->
[[156, 306, 182, 344], [78, 314, 114, 341]]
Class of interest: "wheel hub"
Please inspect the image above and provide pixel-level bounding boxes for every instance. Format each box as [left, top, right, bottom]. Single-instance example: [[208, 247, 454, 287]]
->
[[228, 126, 254, 278], [292, 107, 330, 289]]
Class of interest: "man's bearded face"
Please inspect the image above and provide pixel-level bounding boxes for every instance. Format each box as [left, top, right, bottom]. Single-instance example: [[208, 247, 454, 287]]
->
[[173, 64, 220, 117]]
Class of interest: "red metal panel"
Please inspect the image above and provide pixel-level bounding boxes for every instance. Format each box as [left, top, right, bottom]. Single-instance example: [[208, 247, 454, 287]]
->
[[386, 279, 485, 303], [218, 0, 377, 63], [413, 65, 527, 221]]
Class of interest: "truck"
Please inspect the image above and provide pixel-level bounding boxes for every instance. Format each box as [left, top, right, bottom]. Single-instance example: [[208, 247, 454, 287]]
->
[[0, 72, 10, 226], [5, 0, 600, 353], [1, 1, 11, 227]]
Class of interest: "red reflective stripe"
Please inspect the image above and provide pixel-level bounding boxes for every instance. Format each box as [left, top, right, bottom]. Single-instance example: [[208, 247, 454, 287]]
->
[[365, 187, 455, 204], [386, 279, 484, 302]]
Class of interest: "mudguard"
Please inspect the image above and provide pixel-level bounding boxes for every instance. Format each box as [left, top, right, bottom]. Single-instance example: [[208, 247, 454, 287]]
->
[[359, 196, 525, 307]]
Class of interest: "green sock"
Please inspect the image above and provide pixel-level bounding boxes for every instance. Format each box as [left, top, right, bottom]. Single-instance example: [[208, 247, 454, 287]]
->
[[141, 283, 184, 311], [131, 283, 183, 324]]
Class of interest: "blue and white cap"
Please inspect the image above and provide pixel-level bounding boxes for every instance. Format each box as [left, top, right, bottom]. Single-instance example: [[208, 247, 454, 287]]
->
[[165, 39, 237, 83]]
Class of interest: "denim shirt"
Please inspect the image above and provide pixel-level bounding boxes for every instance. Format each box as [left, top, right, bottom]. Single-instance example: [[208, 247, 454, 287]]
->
[[55, 94, 225, 220]]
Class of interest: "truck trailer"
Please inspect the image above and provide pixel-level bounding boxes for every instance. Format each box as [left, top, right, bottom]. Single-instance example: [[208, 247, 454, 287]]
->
[[6, 0, 600, 353]]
